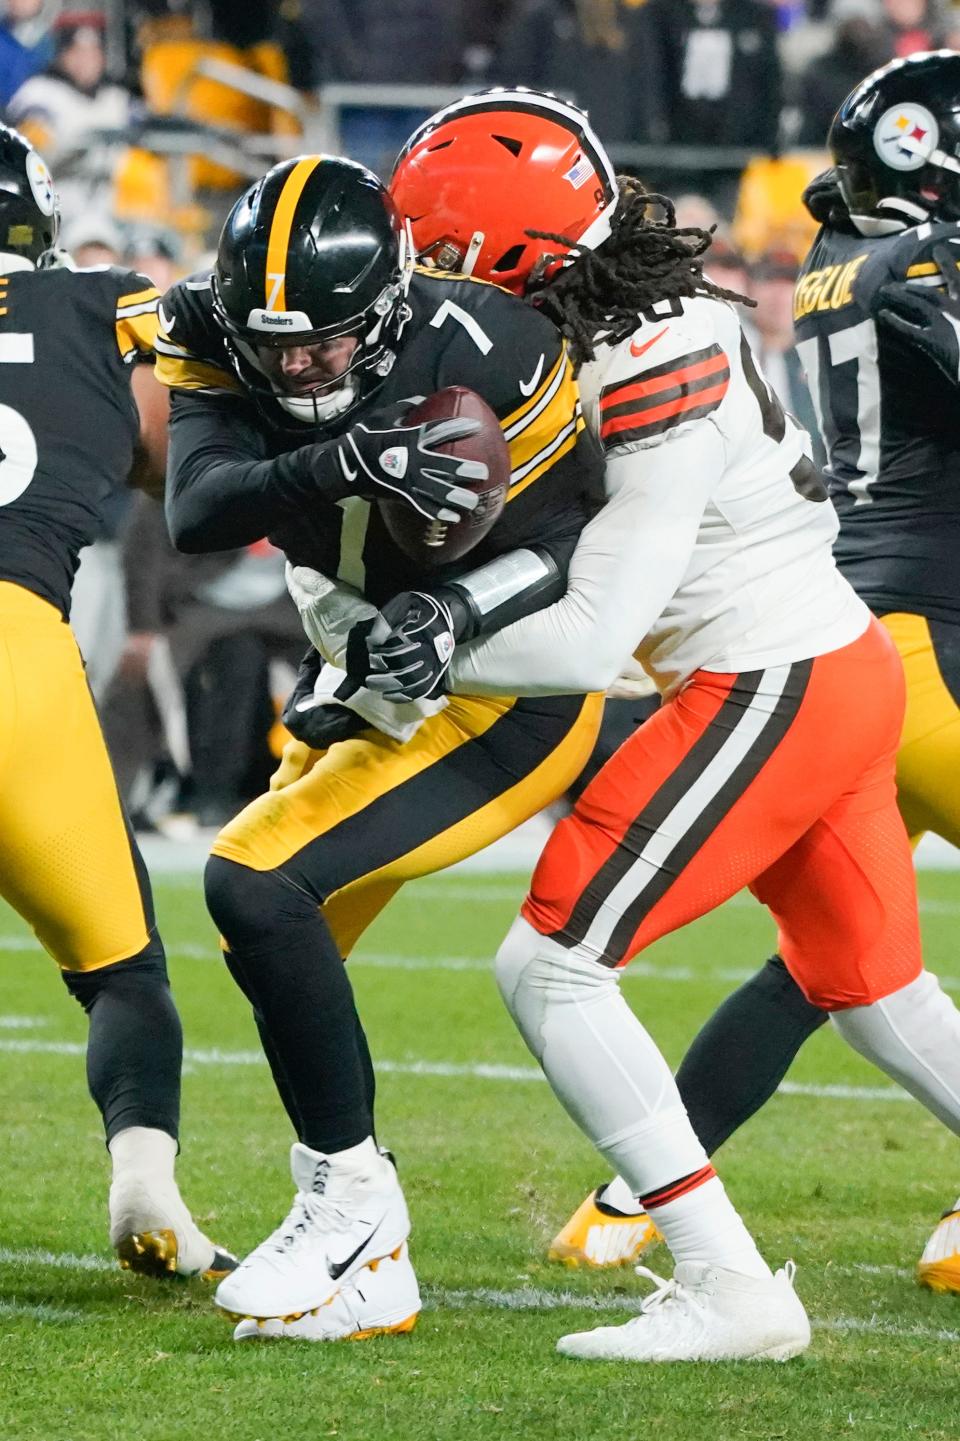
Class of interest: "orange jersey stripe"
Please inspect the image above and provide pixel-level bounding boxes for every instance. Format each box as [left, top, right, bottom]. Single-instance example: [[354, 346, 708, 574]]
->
[[600, 378, 730, 440], [600, 351, 729, 413]]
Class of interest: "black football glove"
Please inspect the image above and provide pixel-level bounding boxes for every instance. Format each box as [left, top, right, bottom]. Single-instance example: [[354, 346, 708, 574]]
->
[[344, 591, 457, 702], [281, 646, 370, 747], [876, 238, 960, 386], [321, 400, 486, 524], [801, 168, 856, 233]]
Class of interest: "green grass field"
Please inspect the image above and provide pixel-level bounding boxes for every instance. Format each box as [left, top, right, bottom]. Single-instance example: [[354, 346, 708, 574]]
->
[[3, 866, 960, 1441]]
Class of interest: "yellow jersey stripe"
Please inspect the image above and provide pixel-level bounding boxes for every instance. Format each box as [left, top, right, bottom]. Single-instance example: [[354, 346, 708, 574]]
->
[[265, 156, 324, 312], [507, 417, 583, 502], [117, 286, 161, 310], [115, 305, 160, 361], [905, 259, 960, 279], [155, 353, 242, 394], [501, 349, 565, 434]]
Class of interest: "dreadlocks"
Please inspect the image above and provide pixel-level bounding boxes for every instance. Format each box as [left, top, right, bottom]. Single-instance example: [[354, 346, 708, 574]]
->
[[525, 177, 754, 369]]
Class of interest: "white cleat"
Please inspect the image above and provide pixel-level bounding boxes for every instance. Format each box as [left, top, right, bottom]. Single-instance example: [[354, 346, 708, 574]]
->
[[557, 1261, 811, 1363], [232, 1243, 421, 1342], [215, 1141, 411, 1322], [109, 1174, 236, 1280]]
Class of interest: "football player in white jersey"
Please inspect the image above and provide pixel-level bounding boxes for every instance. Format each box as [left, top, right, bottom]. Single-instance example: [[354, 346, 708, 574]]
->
[[345, 89, 960, 1361]]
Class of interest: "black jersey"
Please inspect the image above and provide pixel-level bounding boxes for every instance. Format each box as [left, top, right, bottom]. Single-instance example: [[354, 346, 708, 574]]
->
[[157, 268, 606, 607], [0, 263, 160, 617], [794, 220, 960, 622]]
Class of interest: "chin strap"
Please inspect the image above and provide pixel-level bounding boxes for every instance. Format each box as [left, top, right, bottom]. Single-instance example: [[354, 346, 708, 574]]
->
[[850, 195, 930, 238]]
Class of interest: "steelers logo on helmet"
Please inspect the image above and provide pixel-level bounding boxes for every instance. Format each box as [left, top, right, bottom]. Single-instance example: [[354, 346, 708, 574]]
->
[[25, 150, 55, 216], [873, 103, 940, 172]]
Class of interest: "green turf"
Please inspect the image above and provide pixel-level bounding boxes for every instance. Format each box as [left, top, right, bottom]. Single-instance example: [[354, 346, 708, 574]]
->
[[2, 868, 960, 1440]]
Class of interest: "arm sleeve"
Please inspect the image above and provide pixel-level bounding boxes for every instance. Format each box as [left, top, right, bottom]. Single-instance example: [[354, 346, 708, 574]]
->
[[164, 390, 339, 552], [447, 421, 722, 696]]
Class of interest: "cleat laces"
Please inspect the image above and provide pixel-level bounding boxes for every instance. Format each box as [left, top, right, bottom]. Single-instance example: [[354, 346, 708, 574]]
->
[[624, 1264, 707, 1343], [262, 1191, 350, 1261]]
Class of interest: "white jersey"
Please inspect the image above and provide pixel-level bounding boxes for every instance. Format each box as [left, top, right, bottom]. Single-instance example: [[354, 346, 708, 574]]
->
[[451, 294, 869, 700]]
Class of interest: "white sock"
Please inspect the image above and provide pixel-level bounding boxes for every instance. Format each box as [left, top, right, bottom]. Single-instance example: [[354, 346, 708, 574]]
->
[[832, 971, 960, 1134], [601, 1175, 645, 1215], [646, 1176, 771, 1279], [496, 917, 770, 1277], [109, 1126, 177, 1184]]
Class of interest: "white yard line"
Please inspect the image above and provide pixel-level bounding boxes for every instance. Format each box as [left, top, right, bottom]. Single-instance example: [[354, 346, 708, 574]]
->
[[4, 929, 959, 999], [0, 1035, 925, 1103], [0, 1246, 112, 1272], [0, 1298, 88, 1323], [835, 1263, 914, 1280]]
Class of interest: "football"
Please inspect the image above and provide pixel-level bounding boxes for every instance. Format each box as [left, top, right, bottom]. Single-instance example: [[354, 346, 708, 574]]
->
[[378, 386, 510, 567]]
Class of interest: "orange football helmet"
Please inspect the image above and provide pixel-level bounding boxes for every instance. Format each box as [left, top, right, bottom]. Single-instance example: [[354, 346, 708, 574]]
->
[[390, 88, 618, 294]]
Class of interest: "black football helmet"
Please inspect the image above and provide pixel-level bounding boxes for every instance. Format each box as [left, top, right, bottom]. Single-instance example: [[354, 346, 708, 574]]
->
[[0, 123, 59, 266], [211, 154, 412, 427], [830, 51, 960, 233]]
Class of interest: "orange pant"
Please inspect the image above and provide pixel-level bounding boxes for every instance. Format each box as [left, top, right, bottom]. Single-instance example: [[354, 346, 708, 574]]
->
[[523, 618, 922, 1009]]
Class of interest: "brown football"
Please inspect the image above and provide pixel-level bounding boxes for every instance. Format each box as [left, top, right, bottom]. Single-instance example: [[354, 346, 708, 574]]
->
[[378, 386, 510, 567]]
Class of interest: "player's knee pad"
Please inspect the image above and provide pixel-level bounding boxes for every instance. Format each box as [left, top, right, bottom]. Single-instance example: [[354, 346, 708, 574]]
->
[[495, 915, 620, 1058], [204, 854, 316, 950], [61, 937, 169, 1013]]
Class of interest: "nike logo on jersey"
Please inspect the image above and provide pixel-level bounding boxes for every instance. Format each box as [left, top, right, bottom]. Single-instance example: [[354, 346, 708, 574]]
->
[[519, 353, 545, 397], [157, 302, 175, 334], [630, 326, 669, 358], [327, 1220, 383, 1280]]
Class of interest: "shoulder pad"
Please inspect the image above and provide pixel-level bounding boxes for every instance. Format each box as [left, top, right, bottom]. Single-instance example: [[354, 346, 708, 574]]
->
[[893, 219, 960, 288], [424, 275, 565, 421], [154, 273, 239, 394]]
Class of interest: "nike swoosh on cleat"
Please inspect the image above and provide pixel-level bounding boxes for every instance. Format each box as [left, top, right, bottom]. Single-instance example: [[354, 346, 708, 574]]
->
[[519, 353, 545, 397], [630, 326, 669, 358], [328, 1221, 383, 1281]]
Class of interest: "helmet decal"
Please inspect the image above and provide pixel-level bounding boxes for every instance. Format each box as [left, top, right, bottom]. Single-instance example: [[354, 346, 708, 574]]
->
[[25, 151, 55, 217], [264, 155, 324, 312], [873, 103, 940, 172]]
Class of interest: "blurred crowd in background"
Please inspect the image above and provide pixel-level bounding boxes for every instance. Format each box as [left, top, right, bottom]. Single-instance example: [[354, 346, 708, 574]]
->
[[1, 0, 949, 832]]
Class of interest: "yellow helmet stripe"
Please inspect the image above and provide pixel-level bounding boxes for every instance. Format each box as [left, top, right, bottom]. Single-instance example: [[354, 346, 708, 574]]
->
[[264, 156, 324, 312]]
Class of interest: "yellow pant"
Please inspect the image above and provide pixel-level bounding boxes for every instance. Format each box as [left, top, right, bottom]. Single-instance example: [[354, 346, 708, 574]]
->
[[880, 612, 960, 846], [0, 583, 151, 970], [213, 691, 604, 957]]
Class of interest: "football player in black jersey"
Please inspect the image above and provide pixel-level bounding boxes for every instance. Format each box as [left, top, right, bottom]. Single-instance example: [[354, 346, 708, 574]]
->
[[157, 154, 606, 1336], [0, 125, 234, 1280]]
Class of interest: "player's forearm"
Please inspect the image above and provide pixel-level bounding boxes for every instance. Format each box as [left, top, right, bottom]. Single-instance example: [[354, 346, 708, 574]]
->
[[448, 433, 715, 696], [164, 397, 350, 553], [427, 537, 576, 643]]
